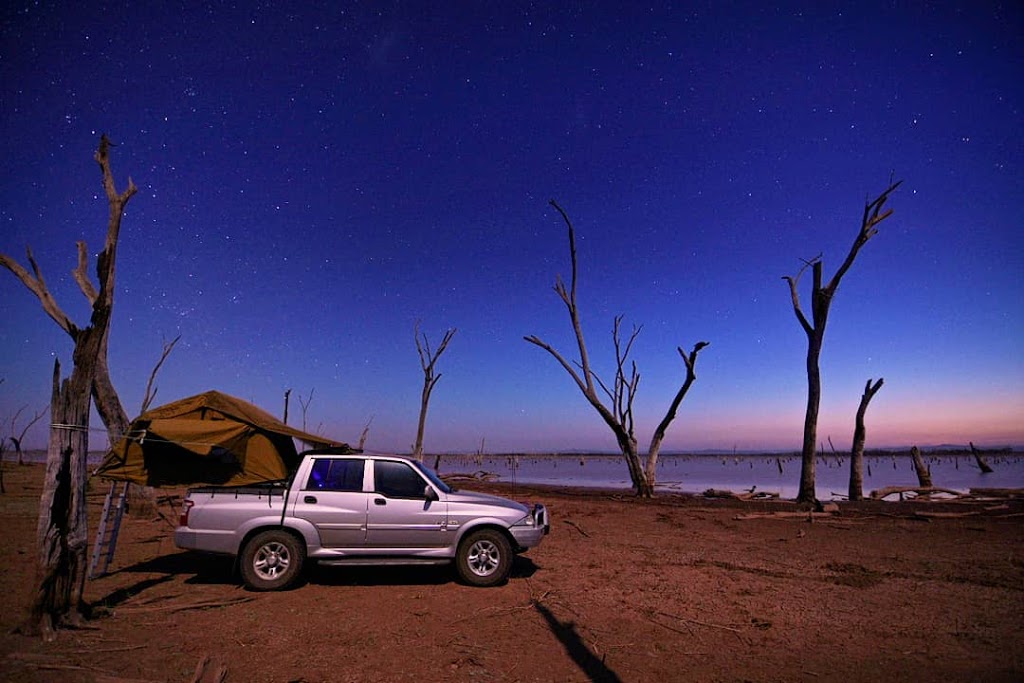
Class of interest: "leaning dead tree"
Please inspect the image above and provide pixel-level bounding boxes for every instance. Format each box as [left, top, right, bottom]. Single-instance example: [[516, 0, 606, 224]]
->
[[412, 322, 456, 462], [848, 377, 884, 501], [10, 136, 137, 639], [525, 200, 709, 497], [0, 136, 137, 451], [910, 445, 933, 487], [783, 179, 901, 504], [969, 441, 994, 474]]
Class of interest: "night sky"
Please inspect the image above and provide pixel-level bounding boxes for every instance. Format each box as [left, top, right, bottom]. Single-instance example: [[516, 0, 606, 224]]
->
[[2, 2, 1021, 454]]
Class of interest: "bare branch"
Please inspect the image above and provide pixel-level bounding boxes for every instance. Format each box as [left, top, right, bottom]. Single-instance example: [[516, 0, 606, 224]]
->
[[782, 253, 820, 337], [140, 335, 181, 414], [0, 248, 77, 336], [73, 241, 98, 305], [548, 199, 596, 395], [827, 180, 902, 293]]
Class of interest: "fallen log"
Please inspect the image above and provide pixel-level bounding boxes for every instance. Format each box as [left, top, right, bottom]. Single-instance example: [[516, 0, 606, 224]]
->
[[702, 488, 780, 501], [869, 485, 965, 501]]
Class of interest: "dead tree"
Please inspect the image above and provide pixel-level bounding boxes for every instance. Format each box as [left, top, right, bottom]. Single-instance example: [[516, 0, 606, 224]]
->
[[139, 334, 181, 414], [412, 322, 456, 462], [969, 441, 994, 473], [9, 403, 48, 465], [298, 389, 315, 432], [783, 180, 901, 504], [0, 136, 137, 450], [3, 136, 136, 638], [525, 200, 709, 497], [910, 445, 933, 487], [848, 378, 884, 501], [358, 415, 374, 451]]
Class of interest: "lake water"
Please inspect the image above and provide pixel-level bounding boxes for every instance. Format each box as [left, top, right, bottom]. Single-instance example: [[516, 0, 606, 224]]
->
[[434, 452, 1024, 500], [18, 449, 1024, 501]]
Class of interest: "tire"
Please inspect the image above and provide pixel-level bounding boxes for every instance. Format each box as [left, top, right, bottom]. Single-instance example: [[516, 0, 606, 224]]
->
[[455, 529, 512, 587], [239, 530, 305, 591]]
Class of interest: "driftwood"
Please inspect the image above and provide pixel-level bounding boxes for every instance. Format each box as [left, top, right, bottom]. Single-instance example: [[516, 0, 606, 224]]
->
[[870, 485, 964, 500], [702, 488, 780, 501], [970, 488, 1024, 499]]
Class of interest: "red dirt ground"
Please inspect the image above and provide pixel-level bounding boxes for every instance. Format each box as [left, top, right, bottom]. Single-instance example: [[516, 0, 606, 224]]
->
[[1, 463, 1022, 682]]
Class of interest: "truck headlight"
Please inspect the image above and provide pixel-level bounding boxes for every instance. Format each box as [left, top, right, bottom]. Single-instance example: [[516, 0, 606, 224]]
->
[[512, 514, 536, 527]]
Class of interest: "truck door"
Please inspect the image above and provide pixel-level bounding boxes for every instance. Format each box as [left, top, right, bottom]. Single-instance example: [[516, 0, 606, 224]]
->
[[291, 457, 369, 547], [365, 459, 447, 548]]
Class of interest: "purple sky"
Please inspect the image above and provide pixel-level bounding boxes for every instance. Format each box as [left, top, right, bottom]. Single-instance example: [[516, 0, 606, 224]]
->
[[2, 2, 1022, 453]]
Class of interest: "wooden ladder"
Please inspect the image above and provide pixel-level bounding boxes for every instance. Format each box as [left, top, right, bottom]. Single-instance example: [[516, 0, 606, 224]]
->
[[89, 481, 128, 579]]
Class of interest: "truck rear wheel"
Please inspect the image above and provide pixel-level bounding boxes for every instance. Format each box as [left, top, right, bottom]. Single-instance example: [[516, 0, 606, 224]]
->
[[240, 530, 305, 591], [456, 529, 512, 587]]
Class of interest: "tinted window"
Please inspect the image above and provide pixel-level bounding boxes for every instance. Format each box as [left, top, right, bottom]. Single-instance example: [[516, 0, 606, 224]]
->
[[306, 459, 364, 492], [374, 461, 428, 498]]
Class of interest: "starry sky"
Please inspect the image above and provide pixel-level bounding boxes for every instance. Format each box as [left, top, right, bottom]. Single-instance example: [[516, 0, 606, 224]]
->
[[2, 2, 1022, 454]]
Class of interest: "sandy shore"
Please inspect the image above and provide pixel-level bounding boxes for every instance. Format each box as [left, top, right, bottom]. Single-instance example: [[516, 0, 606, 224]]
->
[[1, 463, 1021, 682]]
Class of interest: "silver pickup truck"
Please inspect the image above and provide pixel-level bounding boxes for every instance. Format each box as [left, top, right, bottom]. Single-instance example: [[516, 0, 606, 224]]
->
[[174, 450, 549, 590]]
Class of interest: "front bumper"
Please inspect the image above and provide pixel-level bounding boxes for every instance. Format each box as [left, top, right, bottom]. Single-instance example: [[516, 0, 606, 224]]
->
[[510, 503, 550, 549]]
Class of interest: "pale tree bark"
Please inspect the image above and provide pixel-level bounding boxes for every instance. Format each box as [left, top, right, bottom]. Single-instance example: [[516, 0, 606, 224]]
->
[[3, 136, 137, 639], [412, 322, 456, 462], [848, 377, 884, 501], [783, 180, 901, 504], [525, 200, 708, 497]]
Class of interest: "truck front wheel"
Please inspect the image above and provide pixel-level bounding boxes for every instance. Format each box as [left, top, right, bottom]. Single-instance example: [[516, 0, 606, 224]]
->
[[456, 529, 512, 587], [240, 530, 305, 591]]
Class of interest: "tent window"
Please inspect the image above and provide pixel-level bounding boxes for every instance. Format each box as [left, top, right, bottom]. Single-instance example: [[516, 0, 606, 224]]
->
[[306, 458, 364, 492]]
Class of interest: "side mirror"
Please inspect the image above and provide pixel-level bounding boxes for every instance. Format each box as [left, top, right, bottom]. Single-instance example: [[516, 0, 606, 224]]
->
[[424, 486, 439, 502]]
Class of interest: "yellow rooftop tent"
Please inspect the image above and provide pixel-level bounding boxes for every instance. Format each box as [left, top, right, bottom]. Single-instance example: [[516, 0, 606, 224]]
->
[[95, 390, 351, 487]]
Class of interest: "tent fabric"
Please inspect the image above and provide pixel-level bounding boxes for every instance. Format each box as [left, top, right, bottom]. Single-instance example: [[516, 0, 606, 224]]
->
[[94, 390, 350, 487]]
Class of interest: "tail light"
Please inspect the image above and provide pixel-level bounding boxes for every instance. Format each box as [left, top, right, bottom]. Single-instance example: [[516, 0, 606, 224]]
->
[[179, 499, 194, 527]]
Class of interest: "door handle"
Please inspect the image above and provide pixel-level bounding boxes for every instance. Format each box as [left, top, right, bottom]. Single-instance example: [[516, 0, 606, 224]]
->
[[304, 495, 318, 504], [374, 498, 386, 506]]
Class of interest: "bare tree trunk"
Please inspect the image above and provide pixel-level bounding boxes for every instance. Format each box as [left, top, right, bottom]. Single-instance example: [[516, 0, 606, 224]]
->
[[283, 389, 291, 425], [783, 180, 901, 504], [849, 378, 884, 501], [412, 323, 456, 462], [910, 446, 933, 487], [24, 358, 96, 640], [969, 441, 994, 474]]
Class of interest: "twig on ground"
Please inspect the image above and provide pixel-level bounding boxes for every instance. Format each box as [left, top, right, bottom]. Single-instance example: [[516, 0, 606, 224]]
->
[[119, 596, 255, 613], [563, 519, 590, 537]]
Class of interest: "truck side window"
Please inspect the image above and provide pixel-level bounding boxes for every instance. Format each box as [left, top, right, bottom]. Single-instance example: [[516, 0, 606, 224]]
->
[[306, 458, 364, 492], [374, 461, 427, 498]]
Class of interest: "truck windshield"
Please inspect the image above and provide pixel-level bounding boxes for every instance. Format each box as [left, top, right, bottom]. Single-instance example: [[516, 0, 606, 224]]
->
[[411, 460, 452, 494]]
